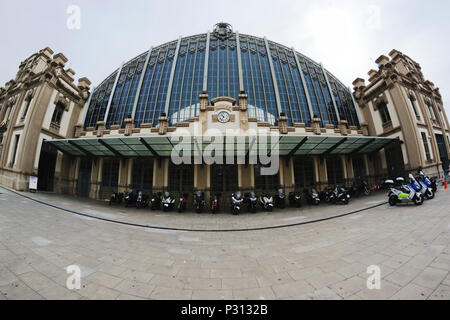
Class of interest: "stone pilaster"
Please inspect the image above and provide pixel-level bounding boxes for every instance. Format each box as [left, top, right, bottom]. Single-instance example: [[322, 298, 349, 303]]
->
[[199, 92, 208, 112], [152, 158, 169, 193], [312, 118, 321, 135], [96, 121, 106, 137], [124, 118, 134, 136], [238, 92, 247, 112], [74, 124, 83, 138], [158, 114, 168, 135], [338, 120, 348, 136], [360, 122, 369, 136], [278, 113, 289, 134]]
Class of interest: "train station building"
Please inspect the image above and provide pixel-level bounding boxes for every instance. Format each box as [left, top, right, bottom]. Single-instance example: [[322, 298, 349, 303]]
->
[[0, 23, 448, 200]]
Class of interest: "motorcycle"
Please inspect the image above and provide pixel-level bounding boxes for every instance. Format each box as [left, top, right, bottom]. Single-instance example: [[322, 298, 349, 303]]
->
[[320, 187, 334, 203], [136, 191, 149, 209], [230, 191, 244, 215], [387, 178, 424, 206], [409, 174, 434, 200], [259, 192, 274, 212], [274, 188, 286, 209], [350, 178, 370, 197], [150, 192, 162, 210], [244, 192, 258, 213], [178, 193, 189, 213], [193, 191, 206, 214], [330, 186, 350, 205], [162, 192, 176, 212], [418, 170, 437, 194], [210, 193, 221, 214], [124, 190, 136, 207], [288, 191, 302, 208], [109, 192, 123, 205], [303, 188, 320, 206]]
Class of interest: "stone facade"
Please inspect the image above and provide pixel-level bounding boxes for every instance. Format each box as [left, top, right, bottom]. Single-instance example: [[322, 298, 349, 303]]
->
[[353, 49, 450, 179], [0, 47, 90, 191]]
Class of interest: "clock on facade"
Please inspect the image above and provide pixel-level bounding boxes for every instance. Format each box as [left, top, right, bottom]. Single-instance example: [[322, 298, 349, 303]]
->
[[217, 111, 230, 123]]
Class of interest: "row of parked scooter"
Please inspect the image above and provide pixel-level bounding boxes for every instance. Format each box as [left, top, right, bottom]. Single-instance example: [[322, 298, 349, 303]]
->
[[108, 181, 372, 215], [385, 170, 437, 206]]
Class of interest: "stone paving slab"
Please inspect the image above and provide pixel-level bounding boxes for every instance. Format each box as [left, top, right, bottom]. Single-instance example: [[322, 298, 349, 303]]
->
[[0, 185, 449, 300]]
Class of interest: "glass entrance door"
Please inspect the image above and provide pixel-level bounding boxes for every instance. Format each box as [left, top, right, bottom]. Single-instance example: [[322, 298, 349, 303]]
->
[[100, 159, 119, 199], [293, 157, 315, 190], [168, 163, 194, 194], [77, 159, 92, 197], [132, 158, 154, 192]]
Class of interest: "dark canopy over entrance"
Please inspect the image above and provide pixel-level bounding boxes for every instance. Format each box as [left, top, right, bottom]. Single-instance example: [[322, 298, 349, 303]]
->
[[46, 135, 399, 162]]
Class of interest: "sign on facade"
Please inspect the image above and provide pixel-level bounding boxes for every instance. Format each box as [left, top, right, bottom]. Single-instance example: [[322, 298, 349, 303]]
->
[[29, 176, 38, 192]]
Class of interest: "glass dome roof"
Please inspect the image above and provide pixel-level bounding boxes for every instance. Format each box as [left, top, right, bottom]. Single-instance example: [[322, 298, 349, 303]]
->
[[83, 23, 360, 130]]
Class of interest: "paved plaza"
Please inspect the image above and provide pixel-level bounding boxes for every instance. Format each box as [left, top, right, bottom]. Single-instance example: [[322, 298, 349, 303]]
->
[[0, 186, 450, 300]]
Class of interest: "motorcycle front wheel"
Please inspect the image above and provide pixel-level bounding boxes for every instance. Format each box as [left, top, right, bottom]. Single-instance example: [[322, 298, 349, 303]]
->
[[426, 191, 435, 200]]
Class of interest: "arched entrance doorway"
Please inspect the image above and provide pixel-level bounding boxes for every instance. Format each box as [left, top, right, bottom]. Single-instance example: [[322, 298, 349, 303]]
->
[[37, 141, 58, 191]]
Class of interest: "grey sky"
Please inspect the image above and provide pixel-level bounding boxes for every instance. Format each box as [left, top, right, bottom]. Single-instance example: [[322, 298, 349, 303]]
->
[[1, 0, 449, 115]]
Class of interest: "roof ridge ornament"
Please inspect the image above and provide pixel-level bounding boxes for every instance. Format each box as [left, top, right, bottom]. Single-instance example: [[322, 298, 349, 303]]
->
[[213, 22, 233, 40]]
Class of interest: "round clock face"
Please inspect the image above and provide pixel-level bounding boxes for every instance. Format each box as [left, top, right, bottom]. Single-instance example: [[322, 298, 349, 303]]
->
[[217, 111, 230, 123]]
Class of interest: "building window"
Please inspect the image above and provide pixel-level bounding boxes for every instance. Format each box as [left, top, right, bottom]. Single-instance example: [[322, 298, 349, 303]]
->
[[427, 104, 436, 121], [421, 132, 431, 161], [10, 134, 20, 167], [377, 102, 391, 125], [22, 98, 32, 119], [409, 96, 419, 118], [51, 103, 65, 126]]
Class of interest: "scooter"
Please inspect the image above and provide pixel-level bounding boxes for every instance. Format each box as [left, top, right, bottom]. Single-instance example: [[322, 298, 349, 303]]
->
[[288, 191, 302, 208], [230, 191, 244, 215], [178, 193, 189, 213], [210, 193, 221, 214], [274, 188, 286, 209], [150, 192, 162, 210], [330, 186, 350, 205], [350, 179, 370, 197], [259, 192, 274, 212], [303, 188, 320, 206], [124, 190, 136, 208], [162, 192, 176, 211], [418, 170, 437, 194], [387, 178, 424, 206], [244, 192, 258, 213], [193, 191, 206, 214], [109, 192, 123, 205], [136, 191, 149, 209], [321, 187, 333, 203], [409, 174, 434, 200]]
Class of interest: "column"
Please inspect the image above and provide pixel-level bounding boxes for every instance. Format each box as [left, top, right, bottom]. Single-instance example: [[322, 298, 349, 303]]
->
[[152, 158, 169, 193], [313, 156, 328, 191], [90, 158, 102, 199], [118, 158, 132, 193], [280, 157, 295, 193]]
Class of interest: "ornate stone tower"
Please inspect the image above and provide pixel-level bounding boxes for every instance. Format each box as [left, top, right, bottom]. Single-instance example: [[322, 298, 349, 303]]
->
[[353, 49, 450, 178], [0, 47, 90, 191]]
